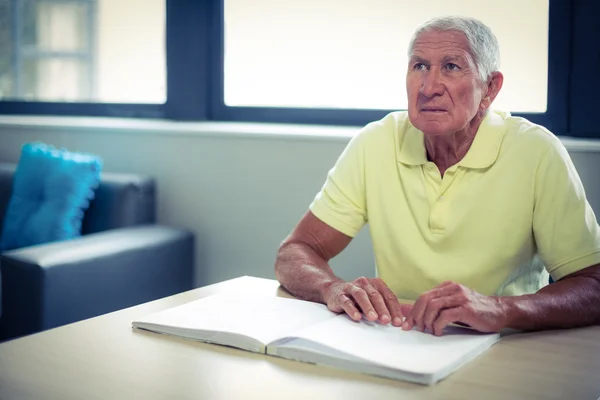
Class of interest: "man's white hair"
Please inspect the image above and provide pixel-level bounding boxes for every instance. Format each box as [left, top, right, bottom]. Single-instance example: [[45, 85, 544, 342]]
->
[[408, 16, 501, 83]]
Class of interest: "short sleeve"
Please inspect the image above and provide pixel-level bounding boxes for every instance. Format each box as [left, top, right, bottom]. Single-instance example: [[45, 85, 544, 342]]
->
[[533, 139, 600, 280], [309, 129, 369, 237]]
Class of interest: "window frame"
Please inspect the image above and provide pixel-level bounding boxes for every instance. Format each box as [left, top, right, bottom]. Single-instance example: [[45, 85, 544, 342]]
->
[[0, 0, 170, 118], [0, 0, 573, 135], [11, 0, 97, 100], [212, 0, 572, 133]]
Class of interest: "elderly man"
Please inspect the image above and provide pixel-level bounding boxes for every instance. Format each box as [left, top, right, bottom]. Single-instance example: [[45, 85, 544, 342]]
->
[[274, 16, 600, 336]]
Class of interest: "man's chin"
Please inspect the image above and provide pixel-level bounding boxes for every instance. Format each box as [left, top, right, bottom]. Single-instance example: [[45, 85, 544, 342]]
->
[[409, 113, 450, 133], [414, 121, 453, 136]]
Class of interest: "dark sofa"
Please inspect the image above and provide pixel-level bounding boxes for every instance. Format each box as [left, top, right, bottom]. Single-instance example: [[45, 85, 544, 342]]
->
[[0, 162, 195, 341]]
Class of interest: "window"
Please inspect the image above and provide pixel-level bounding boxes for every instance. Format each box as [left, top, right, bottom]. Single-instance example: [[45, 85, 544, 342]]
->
[[0, 0, 165, 103], [13, 0, 94, 101], [0, 0, 577, 135], [224, 0, 549, 113]]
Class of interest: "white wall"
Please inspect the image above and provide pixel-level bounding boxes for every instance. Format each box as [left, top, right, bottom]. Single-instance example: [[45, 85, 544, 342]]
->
[[1, 118, 599, 288], [0, 119, 375, 287]]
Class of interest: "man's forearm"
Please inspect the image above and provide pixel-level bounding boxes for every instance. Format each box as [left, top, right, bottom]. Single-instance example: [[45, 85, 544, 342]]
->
[[503, 271, 600, 331], [274, 242, 343, 304]]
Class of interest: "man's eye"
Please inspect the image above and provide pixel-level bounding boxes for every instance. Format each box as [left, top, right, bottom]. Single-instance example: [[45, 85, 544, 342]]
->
[[445, 63, 460, 71], [413, 63, 428, 71]]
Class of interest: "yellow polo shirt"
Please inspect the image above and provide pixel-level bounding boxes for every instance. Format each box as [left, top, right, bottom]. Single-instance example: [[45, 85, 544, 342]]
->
[[310, 111, 600, 299]]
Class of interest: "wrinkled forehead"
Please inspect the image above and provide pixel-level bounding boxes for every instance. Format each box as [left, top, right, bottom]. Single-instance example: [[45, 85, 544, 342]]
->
[[410, 29, 474, 59]]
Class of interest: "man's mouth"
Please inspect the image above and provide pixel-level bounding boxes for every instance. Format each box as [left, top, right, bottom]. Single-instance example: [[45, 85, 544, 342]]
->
[[421, 108, 447, 112]]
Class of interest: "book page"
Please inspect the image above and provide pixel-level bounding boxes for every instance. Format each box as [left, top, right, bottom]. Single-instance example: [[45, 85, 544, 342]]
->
[[282, 314, 499, 375], [133, 294, 336, 347]]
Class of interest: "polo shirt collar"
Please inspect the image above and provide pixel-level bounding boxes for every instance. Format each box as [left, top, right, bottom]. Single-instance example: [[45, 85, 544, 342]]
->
[[398, 123, 428, 166], [398, 110, 509, 169]]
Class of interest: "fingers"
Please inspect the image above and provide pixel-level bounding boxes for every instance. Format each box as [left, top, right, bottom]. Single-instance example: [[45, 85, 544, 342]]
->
[[355, 277, 410, 325], [422, 294, 465, 333], [402, 282, 462, 332], [372, 278, 406, 326], [348, 284, 380, 322], [325, 282, 366, 321], [327, 278, 428, 328], [328, 277, 405, 325], [404, 283, 458, 332], [402, 282, 503, 336], [432, 308, 463, 336], [400, 304, 413, 316], [338, 294, 362, 321]]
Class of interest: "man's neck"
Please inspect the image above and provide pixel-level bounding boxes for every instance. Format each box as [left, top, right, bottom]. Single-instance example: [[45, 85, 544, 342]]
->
[[424, 117, 483, 176]]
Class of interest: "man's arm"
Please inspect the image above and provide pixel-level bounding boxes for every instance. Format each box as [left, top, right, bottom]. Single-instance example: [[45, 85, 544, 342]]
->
[[275, 211, 408, 326], [403, 264, 600, 336], [504, 264, 600, 330], [275, 211, 351, 304]]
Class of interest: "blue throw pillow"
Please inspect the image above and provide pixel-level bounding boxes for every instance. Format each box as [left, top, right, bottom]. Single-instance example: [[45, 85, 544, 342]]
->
[[0, 142, 103, 251]]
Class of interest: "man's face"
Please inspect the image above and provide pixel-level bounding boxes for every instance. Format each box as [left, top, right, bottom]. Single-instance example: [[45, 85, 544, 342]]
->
[[406, 30, 487, 136]]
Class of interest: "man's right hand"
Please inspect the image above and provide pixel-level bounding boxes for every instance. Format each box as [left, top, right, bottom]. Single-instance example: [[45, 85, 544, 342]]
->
[[322, 277, 410, 326]]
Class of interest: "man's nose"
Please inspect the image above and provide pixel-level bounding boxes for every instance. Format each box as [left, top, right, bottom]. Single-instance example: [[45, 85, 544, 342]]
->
[[420, 68, 444, 97]]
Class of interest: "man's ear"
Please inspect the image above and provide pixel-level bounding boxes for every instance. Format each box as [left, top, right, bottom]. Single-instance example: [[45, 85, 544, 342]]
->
[[482, 72, 504, 109]]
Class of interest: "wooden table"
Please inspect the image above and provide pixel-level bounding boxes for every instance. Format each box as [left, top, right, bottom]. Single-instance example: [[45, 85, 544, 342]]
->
[[1, 276, 599, 400]]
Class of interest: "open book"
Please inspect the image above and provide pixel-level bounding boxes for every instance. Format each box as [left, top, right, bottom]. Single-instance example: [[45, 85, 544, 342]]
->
[[132, 293, 499, 385]]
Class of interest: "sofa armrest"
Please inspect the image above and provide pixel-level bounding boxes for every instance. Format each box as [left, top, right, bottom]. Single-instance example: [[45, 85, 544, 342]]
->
[[0, 225, 194, 341]]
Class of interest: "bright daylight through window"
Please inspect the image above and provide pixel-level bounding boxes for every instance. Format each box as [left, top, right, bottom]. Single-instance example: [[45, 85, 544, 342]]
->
[[0, 0, 165, 103], [224, 0, 549, 113]]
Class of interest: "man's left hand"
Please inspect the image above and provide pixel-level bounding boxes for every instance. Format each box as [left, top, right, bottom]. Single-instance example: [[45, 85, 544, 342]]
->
[[401, 281, 509, 336]]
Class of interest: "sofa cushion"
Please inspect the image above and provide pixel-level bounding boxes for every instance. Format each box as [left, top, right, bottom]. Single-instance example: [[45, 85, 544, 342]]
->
[[0, 163, 17, 232], [82, 172, 156, 235], [0, 143, 103, 251]]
